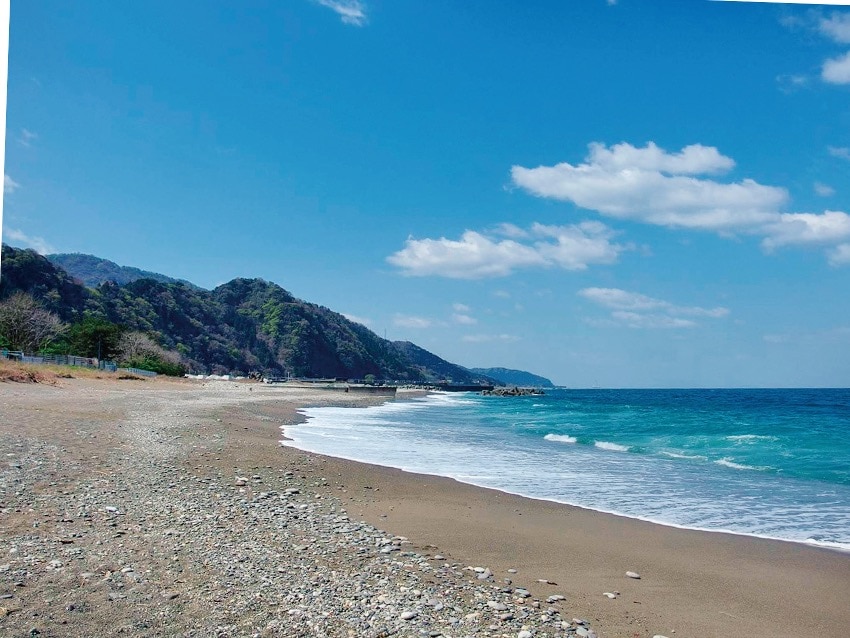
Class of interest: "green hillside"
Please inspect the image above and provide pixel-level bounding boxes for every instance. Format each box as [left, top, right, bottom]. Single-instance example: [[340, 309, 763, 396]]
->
[[0, 244, 493, 382]]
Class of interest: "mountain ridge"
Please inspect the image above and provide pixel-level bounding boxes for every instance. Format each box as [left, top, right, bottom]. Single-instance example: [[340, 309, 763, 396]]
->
[[0, 245, 505, 383]]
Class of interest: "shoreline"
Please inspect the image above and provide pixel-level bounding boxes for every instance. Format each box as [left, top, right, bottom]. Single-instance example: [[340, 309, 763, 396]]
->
[[2, 377, 849, 638], [285, 391, 850, 556]]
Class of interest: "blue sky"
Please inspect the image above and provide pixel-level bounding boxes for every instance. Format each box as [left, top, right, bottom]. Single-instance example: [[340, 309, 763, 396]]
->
[[4, 0, 850, 387]]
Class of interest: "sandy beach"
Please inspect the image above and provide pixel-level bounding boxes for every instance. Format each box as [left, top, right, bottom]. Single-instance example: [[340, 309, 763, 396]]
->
[[2, 375, 849, 638]]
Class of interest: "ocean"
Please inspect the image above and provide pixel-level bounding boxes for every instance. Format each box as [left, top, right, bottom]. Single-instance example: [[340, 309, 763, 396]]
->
[[281, 388, 850, 552]]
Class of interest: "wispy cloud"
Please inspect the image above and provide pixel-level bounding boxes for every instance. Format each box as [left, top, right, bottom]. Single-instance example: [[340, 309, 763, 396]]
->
[[452, 313, 477, 325], [462, 333, 521, 343], [388, 220, 629, 279], [18, 128, 37, 148], [314, 0, 367, 26], [342, 313, 371, 327], [393, 314, 433, 329], [3, 228, 55, 254], [512, 141, 850, 265], [828, 145, 850, 161], [4, 174, 20, 193], [828, 243, 850, 266], [579, 287, 729, 329], [819, 11, 850, 44], [815, 182, 835, 197]]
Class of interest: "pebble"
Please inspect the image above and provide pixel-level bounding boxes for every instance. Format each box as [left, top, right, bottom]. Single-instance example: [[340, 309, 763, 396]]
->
[[603, 592, 618, 599], [400, 610, 418, 620], [487, 601, 508, 611], [518, 631, 533, 638], [626, 571, 641, 579]]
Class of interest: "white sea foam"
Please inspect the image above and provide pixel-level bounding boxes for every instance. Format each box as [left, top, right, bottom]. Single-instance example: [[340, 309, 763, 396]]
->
[[727, 434, 779, 443], [661, 451, 706, 460], [282, 392, 850, 554], [715, 458, 767, 471], [594, 441, 630, 452]]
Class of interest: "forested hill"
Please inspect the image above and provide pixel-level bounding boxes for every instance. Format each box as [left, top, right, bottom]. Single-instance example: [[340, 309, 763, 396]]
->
[[47, 253, 198, 288], [470, 367, 554, 388], [0, 244, 496, 382]]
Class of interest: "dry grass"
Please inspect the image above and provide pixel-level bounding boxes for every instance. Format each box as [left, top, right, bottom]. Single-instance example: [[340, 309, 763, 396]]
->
[[0, 360, 60, 384], [0, 360, 119, 384]]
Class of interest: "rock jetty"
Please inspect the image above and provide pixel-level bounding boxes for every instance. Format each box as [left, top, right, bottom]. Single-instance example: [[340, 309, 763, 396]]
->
[[480, 386, 545, 397]]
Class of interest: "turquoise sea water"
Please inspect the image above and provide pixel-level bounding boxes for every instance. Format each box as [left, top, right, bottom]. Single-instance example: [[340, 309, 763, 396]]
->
[[282, 388, 850, 551]]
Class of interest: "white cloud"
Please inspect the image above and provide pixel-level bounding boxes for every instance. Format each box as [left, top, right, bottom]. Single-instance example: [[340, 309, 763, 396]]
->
[[4, 174, 20, 193], [579, 287, 729, 329], [388, 221, 628, 279], [3, 228, 55, 254], [18, 128, 37, 148], [462, 333, 521, 343], [777, 74, 809, 93], [828, 146, 850, 161], [342, 313, 371, 326], [512, 142, 786, 232], [579, 287, 729, 318], [828, 243, 850, 266], [452, 303, 471, 313], [452, 313, 477, 325], [392, 314, 432, 329], [493, 290, 511, 299], [819, 12, 850, 44], [314, 0, 367, 26], [814, 182, 835, 197], [822, 51, 850, 84], [610, 311, 697, 329], [761, 211, 850, 250], [513, 140, 850, 263]]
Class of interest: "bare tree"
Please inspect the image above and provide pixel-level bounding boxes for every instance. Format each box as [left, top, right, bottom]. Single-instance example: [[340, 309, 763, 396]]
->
[[118, 331, 182, 365], [0, 293, 67, 353]]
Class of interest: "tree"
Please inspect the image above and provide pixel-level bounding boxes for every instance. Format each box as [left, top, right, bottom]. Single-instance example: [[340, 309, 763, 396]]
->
[[0, 292, 67, 352], [118, 330, 186, 376], [65, 317, 124, 359]]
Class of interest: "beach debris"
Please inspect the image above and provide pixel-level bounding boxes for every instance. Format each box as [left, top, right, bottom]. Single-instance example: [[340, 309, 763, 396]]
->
[[537, 578, 557, 584], [603, 591, 618, 599], [626, 571, 641, 579]]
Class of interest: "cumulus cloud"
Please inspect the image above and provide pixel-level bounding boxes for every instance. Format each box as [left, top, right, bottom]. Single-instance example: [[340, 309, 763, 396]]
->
[[387, 221, 628, 279], [579, 287, 729, 329], [512, 142, 786, 232], [314, 0, 367, 26], [512, 141, 850, 265], [3, 228, 55, 254], [761, 211, 850, 250], [392, 314, 433, 329], [822, 51, 850, 84], [4, 174, 20, 193]]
